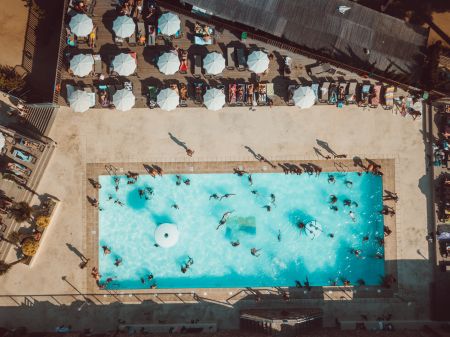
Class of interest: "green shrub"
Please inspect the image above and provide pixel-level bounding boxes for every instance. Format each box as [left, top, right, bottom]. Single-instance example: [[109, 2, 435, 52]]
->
[[0, 65, 26, 93]]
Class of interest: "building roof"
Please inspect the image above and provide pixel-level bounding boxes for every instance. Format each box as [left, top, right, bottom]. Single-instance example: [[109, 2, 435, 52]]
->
[[184, 0, 429, 81]]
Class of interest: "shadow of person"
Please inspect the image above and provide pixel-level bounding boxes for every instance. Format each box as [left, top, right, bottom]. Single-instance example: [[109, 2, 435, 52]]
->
[[168, 132, 188, 150], [66, 243, 87, 262]]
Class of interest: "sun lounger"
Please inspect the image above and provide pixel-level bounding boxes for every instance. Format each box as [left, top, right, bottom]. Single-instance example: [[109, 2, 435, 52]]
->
[[346, 81, 358, 104], [226, 46, 235, 70], [383, 86, 395, 110], [311, 83, 319, 102], [98, 84, 110, 107], [328, 84, 338, 105], [257, 83, 267, 106], [179, 50, 188, 74], [128, 33, 137, 47], [12, 149, 36, 164], [15, 137, 44, 152], [194, 82, 203, 104], [93, 54, 102, 75], [319, 82, 330, 103], [370, 84, 382, 108], [266, 83, 274, 99], [284, 56, 292, 76], [360, 84, 372, 107], [246, 84, 254, 106], [84, 86, 96, 107], [7, 162, 31, 177], [228, 84, 237, 106], [193, 54, 201, 78], [147, 25, 156, 46], [236, 84, 246, 105], [287, 84, 297, 106], [179, 83, 188, 107], [136, 22, 145, 45], [147, 86, 158, 108], [236, 48, 246, 71]]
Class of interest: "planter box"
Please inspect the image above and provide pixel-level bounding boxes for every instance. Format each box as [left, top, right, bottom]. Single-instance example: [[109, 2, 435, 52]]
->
[[24, 197, 60, 267]]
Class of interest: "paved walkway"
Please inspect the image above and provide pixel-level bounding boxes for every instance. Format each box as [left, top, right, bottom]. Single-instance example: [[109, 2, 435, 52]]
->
[[0, 103, 433, 331]]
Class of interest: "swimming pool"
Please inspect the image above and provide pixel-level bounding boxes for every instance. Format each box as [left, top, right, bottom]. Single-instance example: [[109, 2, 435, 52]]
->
[[98, 171, 384, 289]]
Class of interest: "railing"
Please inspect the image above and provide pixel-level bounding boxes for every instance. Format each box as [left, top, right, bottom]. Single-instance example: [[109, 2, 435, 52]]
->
[[52, 0, 70, 104], [160, 0, 448, 98]]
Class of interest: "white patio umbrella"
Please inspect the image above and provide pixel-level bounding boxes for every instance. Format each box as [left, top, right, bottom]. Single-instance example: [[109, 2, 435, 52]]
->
[[113, 15, 135, 38], [203, 52, 225, 75], [0, 133, 5, 151], [68, 90, 91, 113], [154, 223, 179, 248], [247, 50, 269, 73], [293, 86, 316, 109], [203, 88, 225, 111], [113, 89, 135, 111], [157, 52, 180, 75], [70, 54, 94, 77], [158, 12, 181, 36], [112, 53, 136, 76], [157, 88, 179, 111], [69, 13, 93, 37]]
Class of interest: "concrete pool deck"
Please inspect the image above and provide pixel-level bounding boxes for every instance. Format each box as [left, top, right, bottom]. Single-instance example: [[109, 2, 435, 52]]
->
[[0, 104, 433, 331]]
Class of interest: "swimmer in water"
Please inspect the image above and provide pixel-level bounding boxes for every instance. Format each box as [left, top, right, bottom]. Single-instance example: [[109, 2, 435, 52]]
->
[[231, 240, 240, 247], [330, 195, 338, 204], [262, 205, 271, 212], [330, 205, 338, 212], [184, 179, 190, 185], [220, 193, 236, 201], [251, 248, 261, 257], [270, 193, 276, 205], [172, 204, 179, 209], [349, 211, 356, 222], [176, 175, 182, 186], [248, 174, 253, 186], [351, 201, 359, 208], [209, 193, 219, 200], [343, 199, 351, 206], [251, 190, 258, 195], [216, 211, 234, 230], [277, 230, 281, 242], [114, 258, 122, 267], [328, 175, 335, 184], [328, 233, 334, 238], [345, 180, 353, 188]]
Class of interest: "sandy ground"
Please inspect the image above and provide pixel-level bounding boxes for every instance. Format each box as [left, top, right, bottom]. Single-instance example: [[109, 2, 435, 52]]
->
[[0, 1, 28, 67], [0, 104, 433, 330]]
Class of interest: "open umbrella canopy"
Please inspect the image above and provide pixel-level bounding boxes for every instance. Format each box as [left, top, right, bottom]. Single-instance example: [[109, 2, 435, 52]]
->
[[112, 53, 136, 76], [113, 89, 135, 111], [69, 13, 93, 37], [203, 52, 225, 75], [70, 54, 94, 77], [247, 50, 269, 73], [68, 90, 91, 113], [157, 88, 179, 111], [293, 86, 316, 109], [113, 15, 135, 38], [158, 12, 181, 36], [157, 52, 180, 75], [203, 88, 225, 111]]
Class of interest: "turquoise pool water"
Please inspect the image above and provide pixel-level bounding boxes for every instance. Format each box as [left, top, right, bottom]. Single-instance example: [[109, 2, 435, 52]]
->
[[98, 171, 384, 289]]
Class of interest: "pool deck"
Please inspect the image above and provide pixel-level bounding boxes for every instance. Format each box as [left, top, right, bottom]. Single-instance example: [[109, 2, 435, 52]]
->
[[0, 103, 432, 331]]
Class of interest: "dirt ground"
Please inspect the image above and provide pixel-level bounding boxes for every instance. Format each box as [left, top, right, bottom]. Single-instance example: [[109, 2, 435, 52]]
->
[[427, 12, 450, 48], [0, 1, 28, 67]]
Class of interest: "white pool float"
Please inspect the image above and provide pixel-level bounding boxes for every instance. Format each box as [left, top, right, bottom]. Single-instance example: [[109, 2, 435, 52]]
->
[[154, 223, 179, 248]]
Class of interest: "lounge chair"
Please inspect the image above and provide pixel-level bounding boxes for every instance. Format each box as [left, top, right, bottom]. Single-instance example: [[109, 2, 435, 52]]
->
[[7, 162, 31, 177], [287, 84, 297, 106], [370, 84, 382, 108], [284, 56, 292, 76], [15, 137, 45, 152], [383, 86, 395, 110], [311, 83, 319, 102], [98, 84, 110, 108], [194, 82, 203, 104], [257, 83, 267, 106], [236, 84, 246, 105], [128, 27, 137, 46], [226, 46, 235, 70], [137, 22, 146, 45], [179, 83, 188, 107], [346, 81, 358, 104], [93, 54, 102, 75], [147, 86, 158, 108], [246, 84, 254, 106], [266, 83, 274, 99], [228, 84, 237, 106], [12, 149, 36, 164], [328, 84, 338, 105], [308, 63, 336, 76], [179, 49, 188, 74], [337, 82, 347, 107], [360, 84, 372, 107], [84, 86, 96, 107], [236, 48, 246, 71], [319, 82, 330, 103], [193, 54, 201, 78], [147, 25, 156, 46]]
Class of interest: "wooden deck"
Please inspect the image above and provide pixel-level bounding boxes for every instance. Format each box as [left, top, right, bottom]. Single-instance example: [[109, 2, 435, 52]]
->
[[60, 0, 405, 109]]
